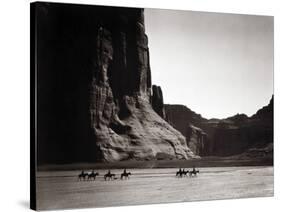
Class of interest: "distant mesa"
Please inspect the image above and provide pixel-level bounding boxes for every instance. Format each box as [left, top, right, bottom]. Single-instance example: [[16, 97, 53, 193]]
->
[[164, 96, 273, 158]]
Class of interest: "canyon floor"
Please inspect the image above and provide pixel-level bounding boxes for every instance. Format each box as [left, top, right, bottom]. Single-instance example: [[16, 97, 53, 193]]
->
[[36, 166, 273, 210]]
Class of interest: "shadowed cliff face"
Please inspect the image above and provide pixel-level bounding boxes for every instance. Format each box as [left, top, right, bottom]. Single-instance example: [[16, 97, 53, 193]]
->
[[36, 3, 197, 164], [164, 105, 209, 155], [151, 85, 166, 119], [165, 96, 273, 157]]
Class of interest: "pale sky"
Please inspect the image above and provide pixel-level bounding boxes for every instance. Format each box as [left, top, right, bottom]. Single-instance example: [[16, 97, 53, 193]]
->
[[144, 9, 273, 119]]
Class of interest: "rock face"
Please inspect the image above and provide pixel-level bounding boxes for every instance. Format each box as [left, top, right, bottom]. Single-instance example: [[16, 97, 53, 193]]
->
[[89, 9, 198, 162], [228, 143, 273, 160], [151, 85, 166, 119], [209, 97, 273, 156], [165, 96, 273, 157], [186, 124, 207, 155], [36, 3, 196, 164], [165, 105, 209, 155]]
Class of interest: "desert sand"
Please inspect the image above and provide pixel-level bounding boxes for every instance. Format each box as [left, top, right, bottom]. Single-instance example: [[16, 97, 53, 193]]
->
[[36, 166, 273, 210]]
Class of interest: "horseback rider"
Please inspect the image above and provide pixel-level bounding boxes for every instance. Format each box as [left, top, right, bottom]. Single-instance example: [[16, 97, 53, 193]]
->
[[123, 169, 127, 174], [192, 166, 196, 173]]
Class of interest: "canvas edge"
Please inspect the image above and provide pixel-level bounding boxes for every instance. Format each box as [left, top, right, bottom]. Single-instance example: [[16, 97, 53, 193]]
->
[[30, 2, 37, 210]]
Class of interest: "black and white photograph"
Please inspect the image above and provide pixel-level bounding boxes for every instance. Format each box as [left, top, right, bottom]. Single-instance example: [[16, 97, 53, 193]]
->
[[30, 1, 274, 211]]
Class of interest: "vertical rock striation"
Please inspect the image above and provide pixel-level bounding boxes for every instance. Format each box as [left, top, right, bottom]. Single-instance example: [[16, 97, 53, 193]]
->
[[165, 96, 273, 157], [185, 124, 207, 155], [88, 8, 197, 161], [36, 3, 197, 164], [165, 104, 209, 156]]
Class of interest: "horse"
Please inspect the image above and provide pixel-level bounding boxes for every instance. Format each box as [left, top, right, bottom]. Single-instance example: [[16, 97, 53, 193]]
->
[[104, 172, 116, 181], [189, 169, 199, 177], [176, 169, 188, 177], [78, 171, 88, 181], [176, 169, 183, 177], [182, 169, 189, 177], [88, 171, 99, 181], [121, 172, 131, 180]]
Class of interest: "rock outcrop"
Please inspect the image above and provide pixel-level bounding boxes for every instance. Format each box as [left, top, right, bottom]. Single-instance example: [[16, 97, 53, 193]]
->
[[185, 124, 207, 155], [165, 96, 273, 157], [165, 104, 209, 155], [209, 97, 273, 156], [228, 143, 273, 160], [36, 3, 196, 164], [151, 85, 166, 119], [89, 9, 198, 161]]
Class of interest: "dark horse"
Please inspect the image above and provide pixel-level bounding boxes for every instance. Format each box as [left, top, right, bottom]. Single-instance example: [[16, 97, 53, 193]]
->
[[78, 170, 88, 181], [182, 169, 189, 177], [121, 169, 131, 180], [88, 171, 99, 181], [189, 169, 199, 177], [176, 169, 189, 177], [104, 170, 116, 180], [176, 169, 182, 177]]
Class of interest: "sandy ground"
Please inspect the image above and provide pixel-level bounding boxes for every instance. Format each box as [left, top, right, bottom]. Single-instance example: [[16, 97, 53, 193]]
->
[[36, 166, 273, 210]]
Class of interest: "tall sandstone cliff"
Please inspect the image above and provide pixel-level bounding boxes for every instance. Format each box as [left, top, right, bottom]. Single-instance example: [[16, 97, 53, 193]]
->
[[36, 3, 196, 164]]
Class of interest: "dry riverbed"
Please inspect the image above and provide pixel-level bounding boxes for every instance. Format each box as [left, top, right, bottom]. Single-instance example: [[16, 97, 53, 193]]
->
[[36, 166, 273, 210]]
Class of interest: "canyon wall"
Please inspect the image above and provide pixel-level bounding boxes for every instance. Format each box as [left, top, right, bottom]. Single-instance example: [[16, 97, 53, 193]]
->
[[165, 105, 209, 156], [36, 3, 197, 164], [35, 2, 272, 163], [165, 96, 273, 157]]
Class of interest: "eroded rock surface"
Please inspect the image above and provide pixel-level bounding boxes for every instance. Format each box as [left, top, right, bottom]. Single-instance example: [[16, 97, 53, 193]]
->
[[89, 9, 197, 161], [36, 3, 197, 164], [186, 124, 207, 155], [165, 96, 273, 157]]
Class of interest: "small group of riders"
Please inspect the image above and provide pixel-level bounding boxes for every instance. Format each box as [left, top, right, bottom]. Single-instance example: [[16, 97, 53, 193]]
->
[[78, 167, 199, 181], [104, 169, 131, 180], [176, 167, 199, 177], [78, 169, 131, 181], [78, 169, 99, 181]]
